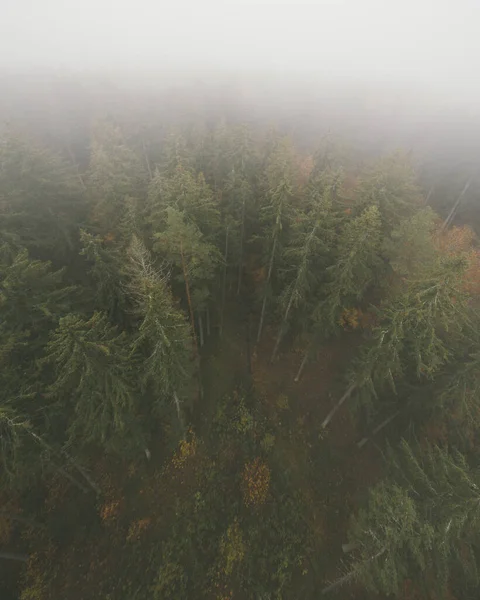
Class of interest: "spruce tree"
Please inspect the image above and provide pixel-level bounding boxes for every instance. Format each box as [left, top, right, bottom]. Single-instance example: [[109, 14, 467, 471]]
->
[[341, 440, 480, 598], [43, 312, 140, 451]]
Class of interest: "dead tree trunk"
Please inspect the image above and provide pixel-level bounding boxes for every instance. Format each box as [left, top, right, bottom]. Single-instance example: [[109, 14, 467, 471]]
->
[[321, 385, 356, 429]]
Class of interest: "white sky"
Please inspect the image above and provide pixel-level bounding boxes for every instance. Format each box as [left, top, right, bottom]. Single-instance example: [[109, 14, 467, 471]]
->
[[1, 0, 480, 94]]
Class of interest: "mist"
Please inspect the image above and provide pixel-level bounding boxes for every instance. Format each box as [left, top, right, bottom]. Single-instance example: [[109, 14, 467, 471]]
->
[[1, 0, 480, 224]]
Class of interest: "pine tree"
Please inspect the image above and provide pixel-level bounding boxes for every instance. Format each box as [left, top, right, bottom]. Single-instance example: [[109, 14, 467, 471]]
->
[[0, 247, 75, 340], [271, 177, 339, 362], [42, 312, 140, 451], [87, 121, 145, 232], [148, 165, 220, 242], [383, 207, 437, 279], [79, 230, 127, 322], [355, 153, 423, 231], [352, 255, 469, 409], [0, 132, 85, 260], [256, 137, 297, 342], [127, 236, 194, 429], [153, 207, 222, 348], [295, 205, 382, 381], [340, 440, 480, 598]]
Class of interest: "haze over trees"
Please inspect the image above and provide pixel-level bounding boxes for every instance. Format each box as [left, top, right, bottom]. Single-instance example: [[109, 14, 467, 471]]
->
[[0, 73, 480, 600]]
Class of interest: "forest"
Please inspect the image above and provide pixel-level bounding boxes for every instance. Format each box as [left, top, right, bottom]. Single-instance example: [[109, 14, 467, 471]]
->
[[1, 76, 480, 600]]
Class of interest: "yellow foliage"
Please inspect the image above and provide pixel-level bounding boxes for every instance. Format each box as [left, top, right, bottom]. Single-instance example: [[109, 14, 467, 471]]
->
[[171, 428, 197, 470], [339, 307, 362, 330], [100, 500, 121, 522], [220, 518, 246, 575], [242, 458, 270, 507]]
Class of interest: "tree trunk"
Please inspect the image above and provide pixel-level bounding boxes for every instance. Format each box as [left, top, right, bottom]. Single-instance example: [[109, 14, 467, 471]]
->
[[220, 226, 229, 337], [237, 196, 246, 295], [257, 236, 277, 343], [322, 569, 357, 595], [294, 350, 310, 383], [442, 176, 473, 232], [142, 138, 153, 179], [198, 313, 204, 347], [173, 391, 185, 435], [0, 552, 28, 563], [271, 292, 294, 363], [357, 411, 400, 449], [321, 385, 356, 429], [206, 307, 211, 336], [180, 240, 199, 358]]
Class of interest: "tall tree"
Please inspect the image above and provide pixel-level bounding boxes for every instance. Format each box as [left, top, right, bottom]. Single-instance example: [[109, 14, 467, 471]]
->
[[0, 132, 85, 260], [338, 440, 480, 598], [256, 137, 297, 343], [87, 121, 145, 233], [43, 312, 140, 452], [127, 236, 194, 429]]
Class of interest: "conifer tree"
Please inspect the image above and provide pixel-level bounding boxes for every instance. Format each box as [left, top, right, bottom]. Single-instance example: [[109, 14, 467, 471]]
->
[[153, 207, 221, 346], [338, 440, 480, 598], [0, 132, 85, 259], [87, 121, 145, 232], [256, 137, 297, 342], [295, 205, 382, 381], [271, 177, 339, 362], [324, 254, 471, 432], [355, 153, 423, 231], [43, 312, 140, 451], [127, 236, 194, 428], [148, 165, 220, 241], [79, 230, 127, 322]]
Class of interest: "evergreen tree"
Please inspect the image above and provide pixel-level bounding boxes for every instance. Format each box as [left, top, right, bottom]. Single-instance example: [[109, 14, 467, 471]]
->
[[0, 132, 85, 260], [342, 440, 480, 598], [79, 230, 127, 322], [127, 236, 194, 429], [148, 165, 220, 241], [153, 207, 222, 347], [256, 137, 297, 342], [271, 176, 339, 361], [356, 153, 423, 231], [352, 255, 469, 409], [42, 312, 140, 452], [87, 121, 145, 232]]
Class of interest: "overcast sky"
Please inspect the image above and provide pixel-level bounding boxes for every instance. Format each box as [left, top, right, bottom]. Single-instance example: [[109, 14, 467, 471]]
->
[[2, 0, 479, 95]]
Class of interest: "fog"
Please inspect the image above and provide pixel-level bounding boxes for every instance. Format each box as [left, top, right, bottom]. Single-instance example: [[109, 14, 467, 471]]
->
[[2, 0, 480, 94], [1, 0, 480, 224]]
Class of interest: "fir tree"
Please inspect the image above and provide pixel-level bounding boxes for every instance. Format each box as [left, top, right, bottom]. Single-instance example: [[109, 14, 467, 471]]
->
[[43, 312, 140, 451]]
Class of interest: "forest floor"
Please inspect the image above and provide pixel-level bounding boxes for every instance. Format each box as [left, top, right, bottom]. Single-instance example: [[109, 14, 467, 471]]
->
[[198, 303, 385, 598]]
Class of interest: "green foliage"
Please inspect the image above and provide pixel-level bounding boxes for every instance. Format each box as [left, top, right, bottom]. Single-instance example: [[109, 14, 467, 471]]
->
[[348, 440, 480, 597], [384, 207, 437, 278], [43, 312, 140, 451], [353, 255, 469, 406], [316, 204, 382, 333], [87, 121, 145, 231], [356, 153, 423, 230], [0, 132, 85, 258], [153, 207, 222, 310], [79, 230, 127, 321], [127, 236, 194, 414]]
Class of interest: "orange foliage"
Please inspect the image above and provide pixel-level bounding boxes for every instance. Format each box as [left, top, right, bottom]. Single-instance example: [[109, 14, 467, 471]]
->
[[435, 225, 475, 256], [242, 458, 270, 507], [100, 500, 122, 523], [435, 225, 480, 297], [126, 518, 151, 541], [339, 307, 362, 330]]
